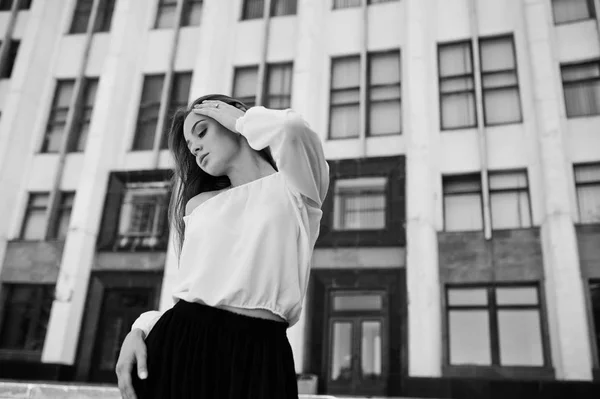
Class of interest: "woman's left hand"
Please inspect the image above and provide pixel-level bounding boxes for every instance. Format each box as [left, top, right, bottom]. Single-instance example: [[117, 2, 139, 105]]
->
[[192, 100, 245, 134]]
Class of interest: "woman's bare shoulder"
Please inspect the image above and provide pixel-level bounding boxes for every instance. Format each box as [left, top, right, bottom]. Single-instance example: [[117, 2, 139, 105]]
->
[[185, 189, 227, 216]]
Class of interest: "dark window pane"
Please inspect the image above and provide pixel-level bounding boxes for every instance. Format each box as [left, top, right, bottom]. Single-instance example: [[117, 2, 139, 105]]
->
[[70, 0, 93, 34], [1, 40, 19, 78], [552, 0, 595, 24], [155, 0, 178, 29], [133, 75, 164, 150], [265, 63, 293, 109], [21, 193, 49, 240], [182, 0, 203, 26], [333, 0, 361, 9], [332, 293, 382, 311], [0, 285, 54, 352], [242, 0, 264, 19], [42, 81, 75, 153], [271, 0, 296, 16], [232, 66, 258, 107], [94, 0, 116, 32]]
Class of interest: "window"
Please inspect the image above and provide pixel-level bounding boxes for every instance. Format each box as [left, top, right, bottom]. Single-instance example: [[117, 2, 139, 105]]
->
[[68, 78, 99, 153], [438, 41, 476, 130], [480, 36, 522, 125], [154, 0, 177, 29], [232, 66, 258, 108], [97, 171, 171, 251], [50, 192, 75, 240], [0, 284, 54, 353], [0, 0, 31, 11], [561, 60, 600, 118], [0, 40, 19, 79], [265, 63, 293, 110], [70, 0, 93, 33], [132, 75, 164, 151], [446, 285, 545, 367], [41, 80, 75, 153], [443, 174, 483, 232], [242, 0, 264, 20], [161, 71, 192, 149], [489, 171, 531, 230], [590, 281, 600, 367], [270, 0, 296, 16], [70, 0, 115, 33], [329, 56, 360, 139], [368, 51, 401, 136], [182, 0, 203, 27], [20, 193, 49, 240], [333, 177, 387, 230], [552, 0, 596, 24], [95, 0, 116, 32], [333, 0, 361, 9], [368, 0, 397, 4], [574, 163, 600, 224], [116, 181, 170, 250]]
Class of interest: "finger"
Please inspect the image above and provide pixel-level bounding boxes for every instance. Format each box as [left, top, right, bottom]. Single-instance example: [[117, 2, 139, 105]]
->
[[136, 349, 148, 380]]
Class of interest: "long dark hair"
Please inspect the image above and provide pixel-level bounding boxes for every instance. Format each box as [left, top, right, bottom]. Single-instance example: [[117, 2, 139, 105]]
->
[[167, 94, 278, 260]]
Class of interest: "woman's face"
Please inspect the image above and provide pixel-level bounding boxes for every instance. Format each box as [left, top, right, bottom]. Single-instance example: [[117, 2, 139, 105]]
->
[[183, 111, 240, 176]]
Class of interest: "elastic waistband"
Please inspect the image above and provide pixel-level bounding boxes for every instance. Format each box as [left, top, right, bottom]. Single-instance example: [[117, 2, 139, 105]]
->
[[172, 300, 289, 335]]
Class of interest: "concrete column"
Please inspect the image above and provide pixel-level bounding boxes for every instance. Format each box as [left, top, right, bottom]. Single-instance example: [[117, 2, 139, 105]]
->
[[522, 0, 593, 380], [42, 0, 144, 363], [0, 0, 64, 287], [286, 0, 327, 373], [404, 0, 441, 377]]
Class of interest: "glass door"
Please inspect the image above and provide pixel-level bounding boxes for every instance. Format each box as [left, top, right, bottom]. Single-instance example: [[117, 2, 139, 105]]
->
[[326, 291, 388, 395]]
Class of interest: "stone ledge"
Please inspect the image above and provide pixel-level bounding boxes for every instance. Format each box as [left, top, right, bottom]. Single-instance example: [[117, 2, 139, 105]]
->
[[0, 381, 417, 399]]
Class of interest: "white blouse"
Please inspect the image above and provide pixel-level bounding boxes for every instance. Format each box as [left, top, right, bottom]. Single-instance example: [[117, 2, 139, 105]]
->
[[130, 106, 330, 338]]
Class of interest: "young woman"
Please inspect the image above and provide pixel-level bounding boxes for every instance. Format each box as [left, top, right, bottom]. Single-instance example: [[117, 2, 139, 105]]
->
[[115, 94, 329, 399]]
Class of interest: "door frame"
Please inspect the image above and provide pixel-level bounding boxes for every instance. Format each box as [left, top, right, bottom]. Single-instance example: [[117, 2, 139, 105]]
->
[[73, 271, 163, 382], [307, 268, 406, 396]]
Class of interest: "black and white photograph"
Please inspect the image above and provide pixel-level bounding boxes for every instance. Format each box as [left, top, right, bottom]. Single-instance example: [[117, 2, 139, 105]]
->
[[0, 0, 600, 398]]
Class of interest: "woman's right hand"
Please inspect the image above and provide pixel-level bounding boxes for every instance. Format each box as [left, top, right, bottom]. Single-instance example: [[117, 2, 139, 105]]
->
[[115, 329, 147, 399]]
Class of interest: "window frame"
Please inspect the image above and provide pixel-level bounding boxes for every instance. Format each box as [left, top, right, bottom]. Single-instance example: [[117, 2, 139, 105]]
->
[[154, 0, 179, 29], [41, 80, 76, 153], [560, 59, 600, 119], [68, 77, 99, 153], [438, 40, 477, 131], [551, 0, 597, 25], [443, 283, 553, 378], [241, 0, 264, 20], [49, 191, 76, 240], [574, 162, 600, 224], [488, 169, 533, 230], [0, 283, 54, 361], [332, 0, 362, 10], [366, 50, 402, 137], [132, 74, 165, 151], [270, 0, 297, 17], [328, 55, 361, 140], [264, 62, 294, 110], [442, 173, 484, 232], [333, 177, 388, 232], [19, 192, 50, 241], [232, 65, 259, 108], [181, 0, 203, 27], [478, 34, 523, 127]]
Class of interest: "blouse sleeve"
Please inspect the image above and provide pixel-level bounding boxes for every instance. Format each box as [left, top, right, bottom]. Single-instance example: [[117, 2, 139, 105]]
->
[[235, 106, 330, 208], [130, 310, 163, 340]]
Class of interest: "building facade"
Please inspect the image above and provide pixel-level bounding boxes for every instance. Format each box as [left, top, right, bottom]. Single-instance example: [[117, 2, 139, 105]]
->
[[0, 0, 599, 397]]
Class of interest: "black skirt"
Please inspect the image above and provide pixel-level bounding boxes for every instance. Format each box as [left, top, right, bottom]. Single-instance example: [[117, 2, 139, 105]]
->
[[131, 299, 299, 398]]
